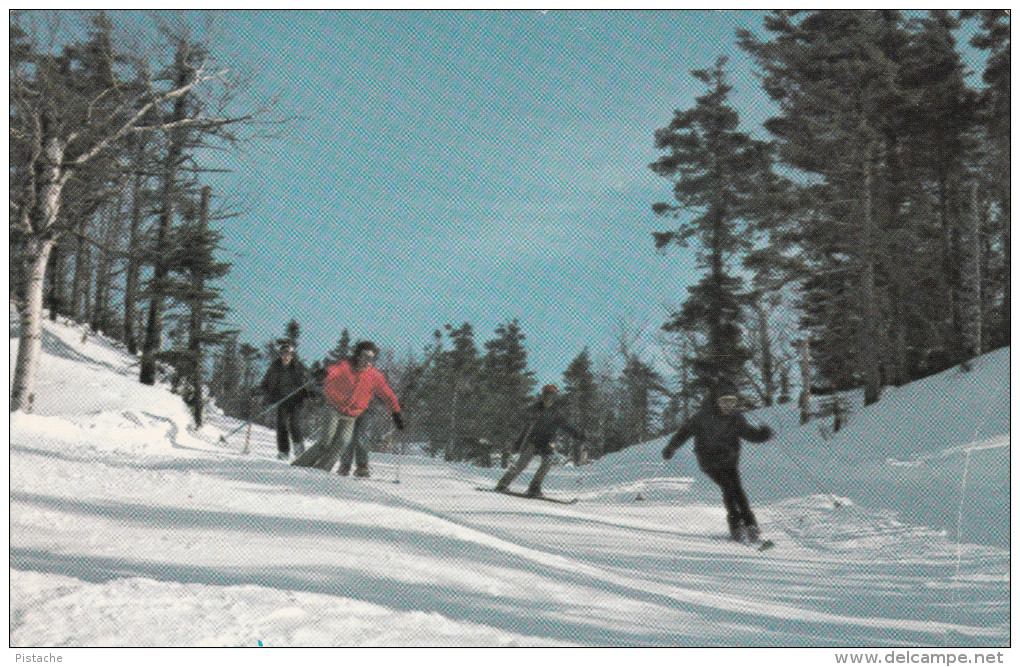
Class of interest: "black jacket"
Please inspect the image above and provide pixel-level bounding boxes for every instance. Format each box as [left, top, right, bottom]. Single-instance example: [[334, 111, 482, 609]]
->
[[514, 399, 583, 456], [664, 406, 771, 472], [258, 357, 309, 407]]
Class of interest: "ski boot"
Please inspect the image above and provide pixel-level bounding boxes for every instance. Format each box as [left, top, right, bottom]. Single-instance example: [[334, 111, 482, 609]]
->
[[727, 514, 746, 543], [524, 486, 543, 499], [744, 524, 761, 544], [277, 452, 288, 461], [338, 464, 351, 476], [354, 466, 370, 478]]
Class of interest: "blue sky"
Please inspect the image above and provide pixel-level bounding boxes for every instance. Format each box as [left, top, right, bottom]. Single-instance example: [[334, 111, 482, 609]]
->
[[182, 9, 779, 384]]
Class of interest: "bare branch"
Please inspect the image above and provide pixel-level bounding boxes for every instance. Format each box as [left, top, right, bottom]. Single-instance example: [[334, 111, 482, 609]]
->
[[65, 67, 230, 175], [128, 112, 254, 134]]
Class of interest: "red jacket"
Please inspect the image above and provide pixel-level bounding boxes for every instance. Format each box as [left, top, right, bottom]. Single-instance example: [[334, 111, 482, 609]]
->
[[321, 360, 401, 418]]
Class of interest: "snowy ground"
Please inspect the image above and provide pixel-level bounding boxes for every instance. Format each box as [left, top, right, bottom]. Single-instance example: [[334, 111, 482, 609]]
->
[[8, 310, 1011, 656]]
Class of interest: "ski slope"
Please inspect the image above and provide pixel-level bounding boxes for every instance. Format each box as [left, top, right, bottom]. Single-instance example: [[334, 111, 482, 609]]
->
[[8, 310, 1010, 649]]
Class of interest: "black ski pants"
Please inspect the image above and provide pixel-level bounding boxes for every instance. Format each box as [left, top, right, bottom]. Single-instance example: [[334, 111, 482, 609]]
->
[[703, 465, 757, 530], [497, 439, 553, 494], [276, 402, 304, 456]]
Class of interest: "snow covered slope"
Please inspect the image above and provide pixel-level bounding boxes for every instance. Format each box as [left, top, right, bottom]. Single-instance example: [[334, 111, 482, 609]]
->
[[8, 311, 1010, 647]]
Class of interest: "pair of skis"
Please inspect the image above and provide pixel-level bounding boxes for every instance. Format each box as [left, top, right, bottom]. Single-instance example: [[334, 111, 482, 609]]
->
[[475, 486, 578, 505], [476, 487, 775, 551]]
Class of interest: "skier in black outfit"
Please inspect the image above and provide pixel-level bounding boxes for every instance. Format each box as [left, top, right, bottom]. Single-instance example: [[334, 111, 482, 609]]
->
[[257, 339, 310, 460], [662, 393, 773, 542], [495, 384, 584, 498]]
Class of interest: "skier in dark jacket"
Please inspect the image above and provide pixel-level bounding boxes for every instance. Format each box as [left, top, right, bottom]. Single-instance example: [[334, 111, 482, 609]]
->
[[662, 393, 773, 542], [257, 339, 310, 460], [495, 384, 584, 498]]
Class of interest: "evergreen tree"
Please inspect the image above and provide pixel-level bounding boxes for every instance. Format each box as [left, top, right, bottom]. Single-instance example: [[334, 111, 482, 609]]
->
[[209, 334, 241, 410], [237, 343, 262, 420], [739, 11, 914, 404], [964, 10, 1010, 349], [619, 354, 667, 448], [897, 11, 983, 376], [561, 347, 597, 464], [139, 37, 207, 386], [650, 55, 774, 402], [326, 329, 352, 363], [479, 319, 536, 467], [285, 319, 301, 348], [159, 185, 233, 426], [418, 324, 482, 460], [441, 323, 483, 461]]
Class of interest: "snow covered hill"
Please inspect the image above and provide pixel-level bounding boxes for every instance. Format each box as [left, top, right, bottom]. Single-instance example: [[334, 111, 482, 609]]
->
[[8, 310, 1010, 648]]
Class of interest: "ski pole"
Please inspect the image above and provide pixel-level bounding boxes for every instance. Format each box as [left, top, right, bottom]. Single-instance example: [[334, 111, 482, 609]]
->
[[219, 378, 317, 445], [241, 422, 253, 455], [390, 429, 401, 485]]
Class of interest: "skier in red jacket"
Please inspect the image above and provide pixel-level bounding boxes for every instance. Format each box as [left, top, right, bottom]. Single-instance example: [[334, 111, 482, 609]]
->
[[292, 341, 403, 477]]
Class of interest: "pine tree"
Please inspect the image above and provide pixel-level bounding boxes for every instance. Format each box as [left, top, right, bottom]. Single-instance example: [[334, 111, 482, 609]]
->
[[237, 343, 262, 420], [650, 55, 773, 402], [561, 347, 596, 464], [285, 319, 301, 348], [442, 323, 483, 461], [479, 319, 536, 467], [897, 11, 984, 376], [964, 10, 1010, 350], [418, 324, 483, 461], [159, 186, 233, 426], [209, 334, 241, 410], [738, 11, 917, 404], [326, 329, 352, 363], [619, 355, 666, 448], [139, 37, 207, 386]]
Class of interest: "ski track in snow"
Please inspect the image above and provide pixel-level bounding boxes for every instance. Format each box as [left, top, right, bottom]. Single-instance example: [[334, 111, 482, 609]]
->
[[8, 310, 1011, 647]]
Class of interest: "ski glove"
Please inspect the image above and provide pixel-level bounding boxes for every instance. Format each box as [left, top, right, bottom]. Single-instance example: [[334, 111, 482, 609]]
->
[[392, 412, 405, 431]]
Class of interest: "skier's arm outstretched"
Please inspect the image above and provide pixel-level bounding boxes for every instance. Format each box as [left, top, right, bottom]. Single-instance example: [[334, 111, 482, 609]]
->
[[736, 413, 772, 443], [662, 417, 695, 460]]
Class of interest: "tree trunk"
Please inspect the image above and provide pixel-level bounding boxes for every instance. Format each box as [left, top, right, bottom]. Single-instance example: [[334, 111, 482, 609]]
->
[[859, 147, 882, 406], [755, 301, 775, 406], [1000, 195, 1010, 346], [187, 186, 211, 427], [69, 219, 91, 321], [960, 181, 983, 371], [123, 137, 148, 356], [123, 183, 141, 354], [681, 336, 691, 421], [890, 277, 908, 386], [798, 336, 811, 425], [11, 129, 66, 412], [138, 174, 174, 385], [140, 49, 192, 386], [45, 241, 66, 322], [11, 236, 58, 412]]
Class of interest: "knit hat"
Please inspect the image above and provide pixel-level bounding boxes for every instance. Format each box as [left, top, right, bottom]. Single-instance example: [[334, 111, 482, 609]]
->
[[541, 384, 559, 395], [352, 340, 379, 360]]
